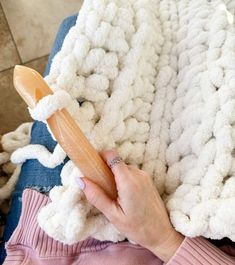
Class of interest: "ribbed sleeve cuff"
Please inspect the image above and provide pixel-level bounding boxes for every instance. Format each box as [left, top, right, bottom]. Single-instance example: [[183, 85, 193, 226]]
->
[[166, 237, 235, 265]]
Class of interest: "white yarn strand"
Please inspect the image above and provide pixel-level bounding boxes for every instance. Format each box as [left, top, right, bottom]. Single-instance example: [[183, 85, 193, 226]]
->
[[0, 123, 33, 203], [0, 165, 21, 201], [11, 144, 66, 168], [29, 90, 73, 121]]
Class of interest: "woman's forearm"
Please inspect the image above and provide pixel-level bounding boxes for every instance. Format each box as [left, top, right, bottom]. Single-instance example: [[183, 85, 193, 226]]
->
[[147, 230, 185, 262], [165, 237, 235, 265]]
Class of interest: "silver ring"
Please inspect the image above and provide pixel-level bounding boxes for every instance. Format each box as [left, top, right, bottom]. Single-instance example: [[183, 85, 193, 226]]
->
[[108, 156, 123, 169]]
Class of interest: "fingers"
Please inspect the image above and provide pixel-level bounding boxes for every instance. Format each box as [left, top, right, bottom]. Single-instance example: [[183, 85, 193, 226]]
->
[[82, 177, 113, 218], [100, 150, 130, 184]]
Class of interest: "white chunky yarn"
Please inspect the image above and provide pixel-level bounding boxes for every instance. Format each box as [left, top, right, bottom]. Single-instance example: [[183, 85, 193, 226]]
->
[[28, 90, 73, 121], [12, 143, 66, 168], [0, 123, 32, 201], [7, 0, 235, 243], [38, 160, 124, 243]]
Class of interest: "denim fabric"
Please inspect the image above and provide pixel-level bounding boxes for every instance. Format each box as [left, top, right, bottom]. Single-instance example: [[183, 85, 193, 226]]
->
[[0, 14, 78, 263]]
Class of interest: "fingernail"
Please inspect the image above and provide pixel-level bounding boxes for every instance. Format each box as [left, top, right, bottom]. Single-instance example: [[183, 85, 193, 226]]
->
[[76, 177, 86, 190]]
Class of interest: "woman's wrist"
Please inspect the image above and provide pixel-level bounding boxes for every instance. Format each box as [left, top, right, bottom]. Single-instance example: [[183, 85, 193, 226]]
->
[[148, 230, 185, 262]]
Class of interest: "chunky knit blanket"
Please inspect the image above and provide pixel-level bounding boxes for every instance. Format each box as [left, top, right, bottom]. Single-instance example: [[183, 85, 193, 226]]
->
[[1, 0, 235, 244]]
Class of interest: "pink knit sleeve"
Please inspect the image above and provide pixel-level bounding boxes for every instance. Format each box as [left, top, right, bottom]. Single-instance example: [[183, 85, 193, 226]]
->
[[166, 237, 235, 265]]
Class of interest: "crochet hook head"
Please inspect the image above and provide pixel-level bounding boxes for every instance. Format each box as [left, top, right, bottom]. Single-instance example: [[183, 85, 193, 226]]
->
[[13, 65, 53, 108]]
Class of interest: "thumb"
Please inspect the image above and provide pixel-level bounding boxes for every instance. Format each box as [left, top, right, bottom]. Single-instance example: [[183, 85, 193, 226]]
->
[[82, 177, 114, 217]]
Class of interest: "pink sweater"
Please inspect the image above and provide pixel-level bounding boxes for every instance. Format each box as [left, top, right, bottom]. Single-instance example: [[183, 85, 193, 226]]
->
[[3, 189, 235, 265]]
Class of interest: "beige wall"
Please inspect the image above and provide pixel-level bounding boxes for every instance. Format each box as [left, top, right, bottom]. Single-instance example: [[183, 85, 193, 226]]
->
[[0, 0, 83, 135]]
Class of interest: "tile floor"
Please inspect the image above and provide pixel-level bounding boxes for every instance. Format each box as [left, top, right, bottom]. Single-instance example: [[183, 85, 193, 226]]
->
[[0, 0, 83, 135]]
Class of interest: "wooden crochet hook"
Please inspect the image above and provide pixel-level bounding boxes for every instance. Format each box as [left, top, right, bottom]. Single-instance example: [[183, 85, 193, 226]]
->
[[13, 65, 117, 199]]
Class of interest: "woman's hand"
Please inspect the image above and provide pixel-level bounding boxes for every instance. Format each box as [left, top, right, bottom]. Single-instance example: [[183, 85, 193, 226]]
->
[[80, 150, 184, 262]]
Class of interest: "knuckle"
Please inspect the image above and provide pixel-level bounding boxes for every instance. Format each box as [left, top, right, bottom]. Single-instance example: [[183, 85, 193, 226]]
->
[[108, 149, 119, 159], [141, 170, 151, 179], [100, 149, 116, 157], [101, 149, 119, 164]]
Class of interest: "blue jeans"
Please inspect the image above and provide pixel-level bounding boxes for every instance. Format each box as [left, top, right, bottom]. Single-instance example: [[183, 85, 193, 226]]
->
[[0, 14, 78, 263]]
